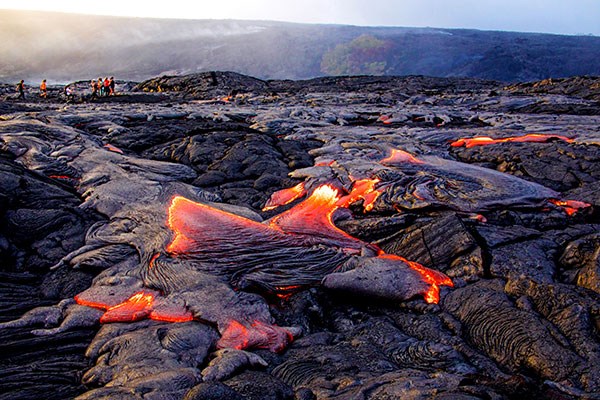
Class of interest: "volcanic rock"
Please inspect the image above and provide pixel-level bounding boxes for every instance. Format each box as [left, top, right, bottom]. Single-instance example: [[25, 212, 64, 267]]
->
[[1, 72, 599, 400]]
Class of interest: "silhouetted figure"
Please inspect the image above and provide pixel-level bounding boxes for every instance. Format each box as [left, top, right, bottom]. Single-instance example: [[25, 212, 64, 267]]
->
[[109, 77, 115, 95], [210, 71, 218, 86], [39, 79, 47, 98], [91, 80, 99, 98], [16, 80, 25, 99]]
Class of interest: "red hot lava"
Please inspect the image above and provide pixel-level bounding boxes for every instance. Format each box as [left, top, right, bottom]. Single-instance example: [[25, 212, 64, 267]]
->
[[380, 148, 424, 165], [549, 199, 592, 216], [76, 290, 194, 323], [103, 143, 124, 154], [262, 182, 307, 211], [217, 320, 294, 352], [450, 134, 574, 148], [75, 169, 454, 353]]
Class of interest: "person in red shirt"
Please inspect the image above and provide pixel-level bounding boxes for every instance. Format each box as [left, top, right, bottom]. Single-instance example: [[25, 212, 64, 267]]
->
[[103, 77, 110, 97]]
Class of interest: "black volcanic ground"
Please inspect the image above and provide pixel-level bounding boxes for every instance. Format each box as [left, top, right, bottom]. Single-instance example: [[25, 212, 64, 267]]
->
[[1, 72, 600, 400]]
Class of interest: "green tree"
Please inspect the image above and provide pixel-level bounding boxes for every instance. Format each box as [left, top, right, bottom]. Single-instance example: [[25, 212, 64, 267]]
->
[[321, 34, 390, 76]]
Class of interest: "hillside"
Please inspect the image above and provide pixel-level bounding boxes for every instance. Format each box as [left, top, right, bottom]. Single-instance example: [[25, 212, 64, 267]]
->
[[1, 9, 600, 83]]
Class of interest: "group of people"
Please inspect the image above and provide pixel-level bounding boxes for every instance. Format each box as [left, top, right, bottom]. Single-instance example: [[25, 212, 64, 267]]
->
[[91, 77, 115, 97], [15, 77, 116, 100]]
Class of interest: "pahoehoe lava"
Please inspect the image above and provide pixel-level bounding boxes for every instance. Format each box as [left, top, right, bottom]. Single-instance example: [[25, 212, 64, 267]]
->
[[1, 72, 599, 399]]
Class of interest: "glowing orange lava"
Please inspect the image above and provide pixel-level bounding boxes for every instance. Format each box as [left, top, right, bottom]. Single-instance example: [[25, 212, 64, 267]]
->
[[48, 175, 76, 180], [103, 143, 124, 154], [263, 182, 307, 211], [380, 149, 424, 165], [274, 285, 303, 300], [549, 199, 591, 216], [337, 178, 384, 212], [315, 160, 336, 167], [378, 254, 453, 304], [166, 195, 279, 254], [268, 184, 369, 253], [149, 253, 160, 269], [378, 115, 393, 125], [74, 295, 112, 311], [450, 134, 574, 148], [217, 319, 294, 352], [99, 291, 155, 323], [78, 290, 194, 324]]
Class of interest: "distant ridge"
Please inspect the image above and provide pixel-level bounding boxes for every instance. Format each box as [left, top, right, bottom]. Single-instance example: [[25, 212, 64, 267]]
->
[[1, 9, 600, 83]]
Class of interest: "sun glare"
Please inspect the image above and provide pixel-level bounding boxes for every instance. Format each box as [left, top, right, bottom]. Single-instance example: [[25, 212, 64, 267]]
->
[[0, 0, 229, 19]]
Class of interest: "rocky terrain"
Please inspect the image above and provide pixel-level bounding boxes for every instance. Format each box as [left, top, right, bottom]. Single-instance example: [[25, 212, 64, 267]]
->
[[0, 71, 599, 400]]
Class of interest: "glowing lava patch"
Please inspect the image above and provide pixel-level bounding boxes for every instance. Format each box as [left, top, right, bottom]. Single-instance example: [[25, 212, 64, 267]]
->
[[103, 143, 124, 154], [450, 134, 574, 148], [217, 320, 294, 352], [337, 178, 384, 212], [263, 182, 307, 211], [380, 149, 424, 165], [378, 254, 453, 304], [78, 290, 194, 324], [549, 199, 592, 216], [268, 184, 370, 253]]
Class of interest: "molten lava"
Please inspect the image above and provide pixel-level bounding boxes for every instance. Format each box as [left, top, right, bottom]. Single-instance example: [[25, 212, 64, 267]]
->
[[76, 290, 194, 324], [99, 291, 155, 323], [263, 182, 307, 211], [337, 178, 384, 212], [268, 184, 373, 253], [380, 149, 424, 165], [450, 134, 574, 148], [549, 199, 591, 216], [166, 195, 281, 254], [377, 254, 453, 303], [217, 320, 294, 352], [103, 143, 124, 154], [378, 115, 393, 125]]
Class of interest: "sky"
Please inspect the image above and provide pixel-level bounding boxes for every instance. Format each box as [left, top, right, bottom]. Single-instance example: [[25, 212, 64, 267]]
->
[[0, 0, 598, 35]]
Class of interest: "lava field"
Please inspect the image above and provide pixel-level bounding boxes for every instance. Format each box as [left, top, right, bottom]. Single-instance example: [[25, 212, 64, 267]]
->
[[1, 72, 599, 399]]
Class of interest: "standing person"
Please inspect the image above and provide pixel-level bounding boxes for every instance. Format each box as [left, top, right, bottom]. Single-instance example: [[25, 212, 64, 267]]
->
[[64, 85, 74, 102], [109, 77, 115, 96], [39, 79, 47, 98], [16, 80, 25, 99], [91, 79, 98, 98], [103, 77, 110, 97], [98, 78, 104, 96]]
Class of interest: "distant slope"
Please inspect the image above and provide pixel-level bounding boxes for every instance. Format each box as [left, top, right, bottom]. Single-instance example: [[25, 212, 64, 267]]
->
[[1, 10, 600, 83]]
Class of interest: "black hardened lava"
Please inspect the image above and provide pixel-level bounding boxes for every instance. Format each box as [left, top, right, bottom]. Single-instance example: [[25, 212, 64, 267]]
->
[[1, 73, 599, 400]]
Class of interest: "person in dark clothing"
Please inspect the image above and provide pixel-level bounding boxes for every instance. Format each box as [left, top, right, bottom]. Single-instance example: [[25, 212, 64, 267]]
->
[[91, 79, 98, 98], [109, 77, 115, 96], [16, 80, 25, 99]]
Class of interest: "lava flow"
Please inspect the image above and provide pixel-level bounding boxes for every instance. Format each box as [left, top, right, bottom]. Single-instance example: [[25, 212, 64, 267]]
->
[[268, 184, 369, 253], [216, 320, 294, 352], [103, 143, 124, 154], [380, 148, 424, 164], [450, 134, 574, 148], [337, 178, 383, 212], [262, 182, 307, 211], [75, 290, 194, 323], [380, 254, 454, 303], [549, 199, 592, 216]]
